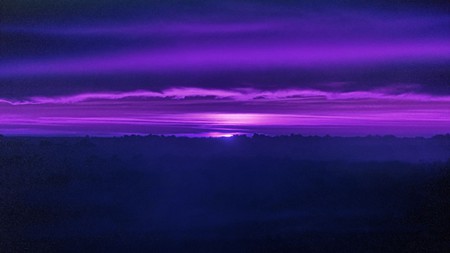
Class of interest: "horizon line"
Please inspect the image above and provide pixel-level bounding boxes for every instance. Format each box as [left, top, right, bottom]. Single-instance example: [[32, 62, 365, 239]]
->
[[2, 133, 449, 139]]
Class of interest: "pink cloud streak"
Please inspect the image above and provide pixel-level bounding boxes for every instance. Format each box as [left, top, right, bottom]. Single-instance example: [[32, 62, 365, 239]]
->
[[2, 87, 450, 105]]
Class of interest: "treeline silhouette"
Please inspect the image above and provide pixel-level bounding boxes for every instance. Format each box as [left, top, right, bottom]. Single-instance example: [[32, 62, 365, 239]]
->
[[0, 135, 449, 252]]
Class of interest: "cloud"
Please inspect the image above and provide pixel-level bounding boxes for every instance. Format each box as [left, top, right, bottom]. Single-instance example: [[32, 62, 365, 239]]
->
[[1, 8, 449, 79], [1, 40, 449, 79], [2, 11, 448, 37], [0, 4, 448, 97], [1, 87, 450, 105]]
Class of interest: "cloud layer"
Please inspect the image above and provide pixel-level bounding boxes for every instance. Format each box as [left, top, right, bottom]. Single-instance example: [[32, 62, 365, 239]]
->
[[0, 1, 449, 97], [0, 1, 449, 136]]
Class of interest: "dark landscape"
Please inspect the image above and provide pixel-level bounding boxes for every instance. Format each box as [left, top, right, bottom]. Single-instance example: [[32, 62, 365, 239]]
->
[[1, 135, 449, 252]]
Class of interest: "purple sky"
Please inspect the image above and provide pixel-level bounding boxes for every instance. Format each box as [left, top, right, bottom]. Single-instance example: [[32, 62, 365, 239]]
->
[[1, 1, 449, 136]]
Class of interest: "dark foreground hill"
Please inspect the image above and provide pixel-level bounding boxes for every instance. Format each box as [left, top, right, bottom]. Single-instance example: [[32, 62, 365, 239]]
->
[[1, 135, 449, 252]]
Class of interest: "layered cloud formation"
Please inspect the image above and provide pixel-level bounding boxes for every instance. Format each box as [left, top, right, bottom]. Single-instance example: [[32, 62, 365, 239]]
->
[[0, 1, 449, 135]]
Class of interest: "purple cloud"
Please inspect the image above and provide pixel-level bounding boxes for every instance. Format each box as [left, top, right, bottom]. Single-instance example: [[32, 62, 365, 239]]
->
[[1, 9, 449, 80], [1, 87, 450, 105], [1, 40, 449, 78]]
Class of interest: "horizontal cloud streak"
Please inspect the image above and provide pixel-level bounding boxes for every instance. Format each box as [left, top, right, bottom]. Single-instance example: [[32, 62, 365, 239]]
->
[[1, 40, 449, 78], [2, 13, 449, 37], [0, 22, 281, 37], [2, 87, 450, 105]]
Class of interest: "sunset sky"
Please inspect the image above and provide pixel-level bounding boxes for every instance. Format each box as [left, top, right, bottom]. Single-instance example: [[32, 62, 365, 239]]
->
[[1, 0, 449, 136]]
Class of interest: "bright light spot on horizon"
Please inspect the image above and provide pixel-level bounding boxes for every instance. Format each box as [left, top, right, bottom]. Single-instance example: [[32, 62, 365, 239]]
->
[[206, 113, 265, 125], [206, 132, 240, 138]]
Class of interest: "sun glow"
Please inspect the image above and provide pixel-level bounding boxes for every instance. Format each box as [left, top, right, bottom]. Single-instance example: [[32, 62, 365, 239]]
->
[[205, 113, 265, 125], [204, 132, 241, 138]]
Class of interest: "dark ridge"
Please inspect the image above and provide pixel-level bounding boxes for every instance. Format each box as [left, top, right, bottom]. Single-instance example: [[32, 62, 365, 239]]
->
[[1, 134, 449, 163]]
